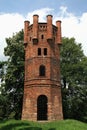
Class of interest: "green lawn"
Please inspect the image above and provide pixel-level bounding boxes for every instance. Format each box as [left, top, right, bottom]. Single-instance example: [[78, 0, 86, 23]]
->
[[0, 119, 87, 130]]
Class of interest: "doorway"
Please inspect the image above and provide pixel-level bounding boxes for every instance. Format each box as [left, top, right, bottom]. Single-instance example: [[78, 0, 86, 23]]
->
[[37, 95, 48, 120]]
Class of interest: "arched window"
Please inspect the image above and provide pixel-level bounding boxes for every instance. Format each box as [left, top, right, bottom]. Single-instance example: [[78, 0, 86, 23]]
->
[[39, 65, 45, 76]]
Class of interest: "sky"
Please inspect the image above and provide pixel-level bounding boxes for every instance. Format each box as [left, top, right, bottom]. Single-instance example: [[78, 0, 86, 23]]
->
[[0, 0, 87, 60]]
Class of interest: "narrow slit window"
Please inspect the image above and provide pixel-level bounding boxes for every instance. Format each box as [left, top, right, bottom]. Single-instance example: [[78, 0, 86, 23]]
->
[[41, 35, 44, 39], [38, 48, 41, 55], [39, 65, 45, 76], [30, 37, 32, 41], [44, 48, 47, 55]]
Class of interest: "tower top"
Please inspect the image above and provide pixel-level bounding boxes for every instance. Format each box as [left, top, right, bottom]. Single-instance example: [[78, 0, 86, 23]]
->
[[25, 14, 61, 26], [46, 14, 53, 17], [24, 14, 62, 45]]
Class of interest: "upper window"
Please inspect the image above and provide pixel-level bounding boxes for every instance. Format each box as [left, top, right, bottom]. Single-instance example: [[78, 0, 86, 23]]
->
[[39, 65, 46, 76], [41, 35, 44, 39], [44, 48, 47, 55], [38, 48, 47, 56], [30, 37, 32, 41], [38, 48, 41, 55]]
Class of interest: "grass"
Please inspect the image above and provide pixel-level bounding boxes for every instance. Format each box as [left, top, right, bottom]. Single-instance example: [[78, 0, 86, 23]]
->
[[0, 119, 87, 130]]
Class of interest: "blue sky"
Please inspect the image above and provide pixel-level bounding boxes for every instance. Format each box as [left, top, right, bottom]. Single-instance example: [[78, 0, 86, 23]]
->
[[0, 0, 87, 15], [0, 0, 87, 60]]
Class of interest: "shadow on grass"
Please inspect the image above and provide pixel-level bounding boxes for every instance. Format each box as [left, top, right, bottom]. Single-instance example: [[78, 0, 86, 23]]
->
[[49, 128, 56, 130], [1, 124, 56, 130], [0, 121, 56, 130], [16, 127, 56, 130], [17, 127, 42, 130], [0, 122, 30, 130]]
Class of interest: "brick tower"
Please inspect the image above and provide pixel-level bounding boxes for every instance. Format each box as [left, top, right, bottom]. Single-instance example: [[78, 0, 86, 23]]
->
[[22, 15, 63, 121]]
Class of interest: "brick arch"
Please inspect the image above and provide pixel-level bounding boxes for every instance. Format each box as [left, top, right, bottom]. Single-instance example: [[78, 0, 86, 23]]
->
[[37, 95, 48, 120]]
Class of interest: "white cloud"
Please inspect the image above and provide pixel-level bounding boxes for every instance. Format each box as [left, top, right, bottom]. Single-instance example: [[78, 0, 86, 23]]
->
[[0, 13, 24, 61], [0, 8, 53, 61], [0, 7, 87, 61], [54, 6, 87, 56], [26, 8, 54, 23]]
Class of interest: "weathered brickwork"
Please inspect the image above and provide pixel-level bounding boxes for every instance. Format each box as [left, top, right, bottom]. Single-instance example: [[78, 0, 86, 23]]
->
[[22, 15, 63, 121]]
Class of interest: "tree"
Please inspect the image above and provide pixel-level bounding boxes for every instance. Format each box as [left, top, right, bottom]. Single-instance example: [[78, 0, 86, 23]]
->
[[0, 61, 9, 120], [3, 30, 24, 119], [1, 31, 87, 122], [60, 37, 87, 122]]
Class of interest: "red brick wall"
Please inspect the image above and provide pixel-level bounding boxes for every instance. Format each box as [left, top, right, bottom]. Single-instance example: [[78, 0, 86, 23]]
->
[[22, 15, 63, 121]]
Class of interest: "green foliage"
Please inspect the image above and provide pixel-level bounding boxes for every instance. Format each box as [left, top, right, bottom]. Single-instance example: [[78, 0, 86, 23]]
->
[[61, 37, 87, 122], [0, 61, 6, 81], [0, 61, 8, 120], [0, 120, 87, 130], [60, 37, 84, 85], [1, 30, 24, 120], [0, 29, 87, 123]]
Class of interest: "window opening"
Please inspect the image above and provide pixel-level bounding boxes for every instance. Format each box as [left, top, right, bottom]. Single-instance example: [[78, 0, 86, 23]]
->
[[38, 48, 41, 55], [41, 35, 44, 39], [39, 65, 45, 76], [44, 48, 47, 55], [30, 37, 31, 41]]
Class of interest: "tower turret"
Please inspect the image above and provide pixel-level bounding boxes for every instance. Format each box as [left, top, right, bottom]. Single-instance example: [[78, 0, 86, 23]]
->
[[24, 21, 30, 45], [47, 15, 53, 41], [32, 15, 39, 44], [56, 20, 62, 44]]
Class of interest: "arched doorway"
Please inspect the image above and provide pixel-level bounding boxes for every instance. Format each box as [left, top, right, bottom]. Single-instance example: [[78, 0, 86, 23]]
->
[[37, 95, 48, 120]]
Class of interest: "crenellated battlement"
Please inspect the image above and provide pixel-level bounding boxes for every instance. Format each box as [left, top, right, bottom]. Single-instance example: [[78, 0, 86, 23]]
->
[[24, 15, 62, 46]]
